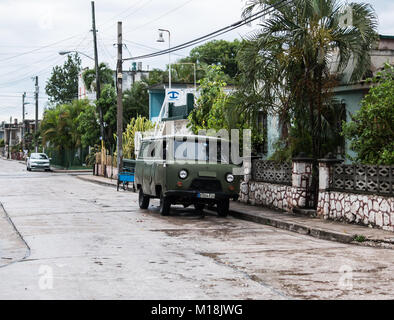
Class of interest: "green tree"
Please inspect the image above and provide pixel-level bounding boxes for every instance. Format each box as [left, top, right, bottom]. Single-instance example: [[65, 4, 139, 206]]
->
[[45, 53, 81, 105], [342, 64, 394, 164], [122, 116, 154, 159], [185, 39, 241, 78], [0, 138, 4, 148], [41, 100, 87, 149], [82, 63, 114, 91], [238, 0, 378, 159], [145, 68, 165, 86], [188, 65, 247, 133], [77, 103, 100, 148], [188, 65, 229, 133], [97, 84, 117, 149], [123, 81, 149, 121]]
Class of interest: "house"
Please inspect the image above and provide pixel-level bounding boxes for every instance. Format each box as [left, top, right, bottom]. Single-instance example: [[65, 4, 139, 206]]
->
[[147, 82, 196, 136], [333, 34, 394, 161], [1, 119, 38, 148], [147, 82, 238, 137], [261, 34, 394, 161], [78, 63, 149, 102], [0, 121, 4, 140]]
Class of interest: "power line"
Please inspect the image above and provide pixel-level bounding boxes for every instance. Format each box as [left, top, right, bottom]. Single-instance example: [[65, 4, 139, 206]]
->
[[120, 0, 154, 21], [127, 0, 194, 33], [121, 39, 186, 58], [0, 55, 64, 88], [124, 0, 290, 61], [0, 34, 86, 64], [99, 0, 152, 28], [0, 33, 92, 89]]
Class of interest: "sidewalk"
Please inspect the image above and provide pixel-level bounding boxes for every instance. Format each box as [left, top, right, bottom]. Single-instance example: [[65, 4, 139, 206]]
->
[[77, 173, 394, 248], [76, 174, 119, 188]]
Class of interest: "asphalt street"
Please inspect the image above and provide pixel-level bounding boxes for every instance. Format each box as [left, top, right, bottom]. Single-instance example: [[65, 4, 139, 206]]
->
[[0, 158, 393, 299]]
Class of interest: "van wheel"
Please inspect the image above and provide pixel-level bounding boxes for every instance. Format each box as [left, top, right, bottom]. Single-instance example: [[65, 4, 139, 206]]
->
[[217, 199, 229, 217], [139, 189, 150, 209], [159, 192, 171, 216]]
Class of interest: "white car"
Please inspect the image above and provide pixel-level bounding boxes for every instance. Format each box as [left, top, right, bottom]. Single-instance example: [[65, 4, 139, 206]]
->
[[27, 153, 51, 171]]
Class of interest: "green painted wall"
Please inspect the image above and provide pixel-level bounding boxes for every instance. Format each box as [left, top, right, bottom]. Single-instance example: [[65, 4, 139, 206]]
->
[[333, 90, 366, 163], [149, 91, 165, 120]]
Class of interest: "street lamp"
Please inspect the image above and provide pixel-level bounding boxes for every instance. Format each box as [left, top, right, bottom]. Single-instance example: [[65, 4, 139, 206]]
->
[[58, 50, 94, 60], [157, 29, 171, 90]]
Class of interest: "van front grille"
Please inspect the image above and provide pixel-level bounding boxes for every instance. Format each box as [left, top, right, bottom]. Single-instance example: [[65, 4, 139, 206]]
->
[[190, 178, 222, 192]]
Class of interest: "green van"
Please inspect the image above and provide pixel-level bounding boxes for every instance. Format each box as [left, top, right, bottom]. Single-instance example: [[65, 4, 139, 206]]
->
[[134, 135, 241, 216]]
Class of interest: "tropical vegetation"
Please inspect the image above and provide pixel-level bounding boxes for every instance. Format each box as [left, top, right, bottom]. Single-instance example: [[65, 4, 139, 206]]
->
[[236, 0, 378, 160], [45, 53, 81, 105], [342, 63, 394, 165]]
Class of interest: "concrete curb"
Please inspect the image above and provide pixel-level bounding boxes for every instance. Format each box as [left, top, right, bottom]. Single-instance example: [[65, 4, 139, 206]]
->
[[76, 175, 117, 188], [229, 209, 394, 248], [52, 169, 93, 174], [230, 209, 354, 244]]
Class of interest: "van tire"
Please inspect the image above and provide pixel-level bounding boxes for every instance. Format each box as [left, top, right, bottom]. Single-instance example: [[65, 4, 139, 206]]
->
[[139, 189, 150, 209], [159, 192, 171, 216], [217, 199, 229, 217]]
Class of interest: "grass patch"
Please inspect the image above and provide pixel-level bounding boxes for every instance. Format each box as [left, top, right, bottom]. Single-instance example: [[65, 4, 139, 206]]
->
[[353, 234, 367, 242], [51, 165, 92, 170]]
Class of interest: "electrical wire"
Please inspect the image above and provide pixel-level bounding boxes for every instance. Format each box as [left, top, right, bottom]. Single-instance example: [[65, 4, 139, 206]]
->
[[99, 0, 153, 28], [123, 0, 291, 61], [126, 0, 194, 33], [0, 34, 86, 64]]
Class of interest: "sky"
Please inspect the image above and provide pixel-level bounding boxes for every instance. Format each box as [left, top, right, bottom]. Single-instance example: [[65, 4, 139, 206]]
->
[[0, 0, 393, 123]]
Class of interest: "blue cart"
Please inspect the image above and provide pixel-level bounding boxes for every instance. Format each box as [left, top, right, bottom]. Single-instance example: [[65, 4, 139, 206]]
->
[[117, 159, 136, 192]]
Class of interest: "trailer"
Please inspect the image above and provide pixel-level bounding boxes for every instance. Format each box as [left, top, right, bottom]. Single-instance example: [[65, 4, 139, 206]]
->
[[117, 159, 136, 192]]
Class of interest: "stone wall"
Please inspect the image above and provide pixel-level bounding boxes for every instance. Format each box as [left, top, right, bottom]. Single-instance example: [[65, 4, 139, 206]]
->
[[317, 160, 394, 232], [240, 181, 292, 211], [241, 157, 394, 232], [317, 191, 394, 231], [240, 157, 314, 212]]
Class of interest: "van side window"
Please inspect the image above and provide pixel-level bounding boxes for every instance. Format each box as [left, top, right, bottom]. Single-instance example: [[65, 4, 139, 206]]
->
[[162, 140, 167, 160], [139, 142, 149, 159]]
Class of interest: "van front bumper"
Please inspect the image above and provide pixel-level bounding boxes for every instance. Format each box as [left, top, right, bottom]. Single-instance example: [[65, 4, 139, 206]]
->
[[164, 190, 239, 201]]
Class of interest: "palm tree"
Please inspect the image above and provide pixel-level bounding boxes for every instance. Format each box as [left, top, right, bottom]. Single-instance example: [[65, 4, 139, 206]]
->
[[238, 0, 378, 159], [82, 63, 114, 92]]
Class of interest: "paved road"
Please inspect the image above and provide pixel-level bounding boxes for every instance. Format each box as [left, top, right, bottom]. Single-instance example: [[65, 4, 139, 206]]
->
[[0, 158, 393, 299]]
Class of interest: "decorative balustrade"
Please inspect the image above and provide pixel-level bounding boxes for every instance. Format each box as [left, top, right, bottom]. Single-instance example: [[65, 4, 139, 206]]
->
[[329, 163, 393, 196], [252, 160, 292, 185]]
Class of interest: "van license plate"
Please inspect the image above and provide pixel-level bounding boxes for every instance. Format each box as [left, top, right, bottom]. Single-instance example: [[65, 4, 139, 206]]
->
[[198, 193, 215, 199]]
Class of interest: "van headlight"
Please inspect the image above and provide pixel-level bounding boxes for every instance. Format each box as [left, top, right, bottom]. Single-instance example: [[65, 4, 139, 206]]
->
[[179, 169, 188, 179], [226, 173, 234, 183]]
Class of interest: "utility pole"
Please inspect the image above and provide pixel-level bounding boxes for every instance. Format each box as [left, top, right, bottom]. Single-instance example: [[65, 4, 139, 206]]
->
[[22, 92, 26, 150], [116, 21, 123, 174], [35, 76, 39, 152], [8, 116, 11, 159], [91, 1, 104, 147]]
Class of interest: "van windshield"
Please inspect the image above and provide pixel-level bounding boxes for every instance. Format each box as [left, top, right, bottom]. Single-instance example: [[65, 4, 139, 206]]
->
[[173, 138, 231, 163]]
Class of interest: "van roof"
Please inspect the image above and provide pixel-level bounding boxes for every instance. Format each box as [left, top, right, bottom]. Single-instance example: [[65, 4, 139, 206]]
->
[[141, 134, 230, 142]]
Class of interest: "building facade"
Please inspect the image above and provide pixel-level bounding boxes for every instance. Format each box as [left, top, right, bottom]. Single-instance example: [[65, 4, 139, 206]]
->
[[261, 34, 394, 161]]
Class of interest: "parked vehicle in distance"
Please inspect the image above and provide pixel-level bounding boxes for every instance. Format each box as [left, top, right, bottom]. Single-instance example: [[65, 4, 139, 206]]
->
[[134, 135, 241, 217], [27, 153, 51, 171]]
